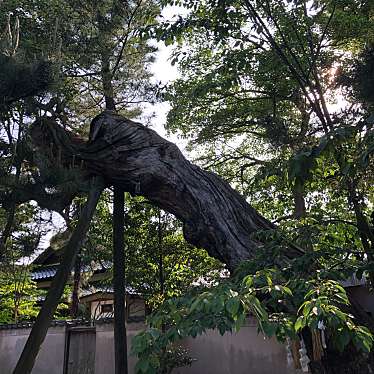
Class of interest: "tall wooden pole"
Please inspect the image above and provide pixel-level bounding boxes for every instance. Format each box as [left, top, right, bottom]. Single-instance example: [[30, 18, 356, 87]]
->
[[158, 209, 164, 300], [13, 179, 103, 374], [99, 31, 129, 372], [100, 40, 129, 374], [113, 186, 128, 374]]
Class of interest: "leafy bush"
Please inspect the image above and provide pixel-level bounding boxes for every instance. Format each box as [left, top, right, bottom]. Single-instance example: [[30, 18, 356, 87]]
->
[[132, 265, 374, 373]]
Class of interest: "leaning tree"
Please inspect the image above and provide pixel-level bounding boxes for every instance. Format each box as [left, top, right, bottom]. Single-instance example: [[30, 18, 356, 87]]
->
[[2, 30, 305, 371], [11, 108, 305, 373]]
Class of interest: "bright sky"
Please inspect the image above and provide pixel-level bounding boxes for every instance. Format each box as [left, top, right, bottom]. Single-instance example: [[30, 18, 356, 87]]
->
[[142, 40, 180, 141], [140, 6, 188, 152]]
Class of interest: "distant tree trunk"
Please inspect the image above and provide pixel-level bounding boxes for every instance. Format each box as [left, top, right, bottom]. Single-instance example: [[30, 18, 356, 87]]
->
[[113, 187, 128, 374], [0, 204, 16, 258], [70, 253, 81, 319], [0, 157, 22, 259], [292, 187, 306, 219], [101, 51, 116, 112], [347, 181, 374, 287], [12, 179, 103, 374]]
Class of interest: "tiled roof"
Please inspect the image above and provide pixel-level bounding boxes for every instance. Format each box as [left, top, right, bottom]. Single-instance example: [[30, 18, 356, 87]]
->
[[31, 262, 112, 281], [0, 318, 112, 330], [341, 273, 367, 287], [0, 316, 145, 330], [31, 266, 59, 280], [80, 286, 140, 297]]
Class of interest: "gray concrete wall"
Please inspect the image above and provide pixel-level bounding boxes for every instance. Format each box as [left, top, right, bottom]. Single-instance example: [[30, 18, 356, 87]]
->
[[176, 318, 296, 374], [0, 320, 295, 374], [0, 325, 65, 374], [94, 322, 145, 374]]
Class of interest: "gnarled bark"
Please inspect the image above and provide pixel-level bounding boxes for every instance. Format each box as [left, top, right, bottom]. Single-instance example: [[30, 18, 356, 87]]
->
[[31, 111, 303, 270]]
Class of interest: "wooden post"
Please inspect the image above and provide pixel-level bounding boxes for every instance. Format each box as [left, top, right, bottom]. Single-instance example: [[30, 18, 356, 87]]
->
[[13, 178, 103, 374], [113, 186, 128, 374]]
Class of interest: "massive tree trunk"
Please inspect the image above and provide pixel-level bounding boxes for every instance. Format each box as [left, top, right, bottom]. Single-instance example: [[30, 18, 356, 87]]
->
[[31, 111, 303, 271]]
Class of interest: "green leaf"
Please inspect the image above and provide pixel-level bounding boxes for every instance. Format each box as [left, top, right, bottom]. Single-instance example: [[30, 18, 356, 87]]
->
[[282, 286, 293, 296], [135, 359, 150, 373], [226, 297, 240, 317], [262, 321, 277, 337], [190, 298, 201, 312], [295, 316, 306, 332], [335, 329, 351, 352]]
